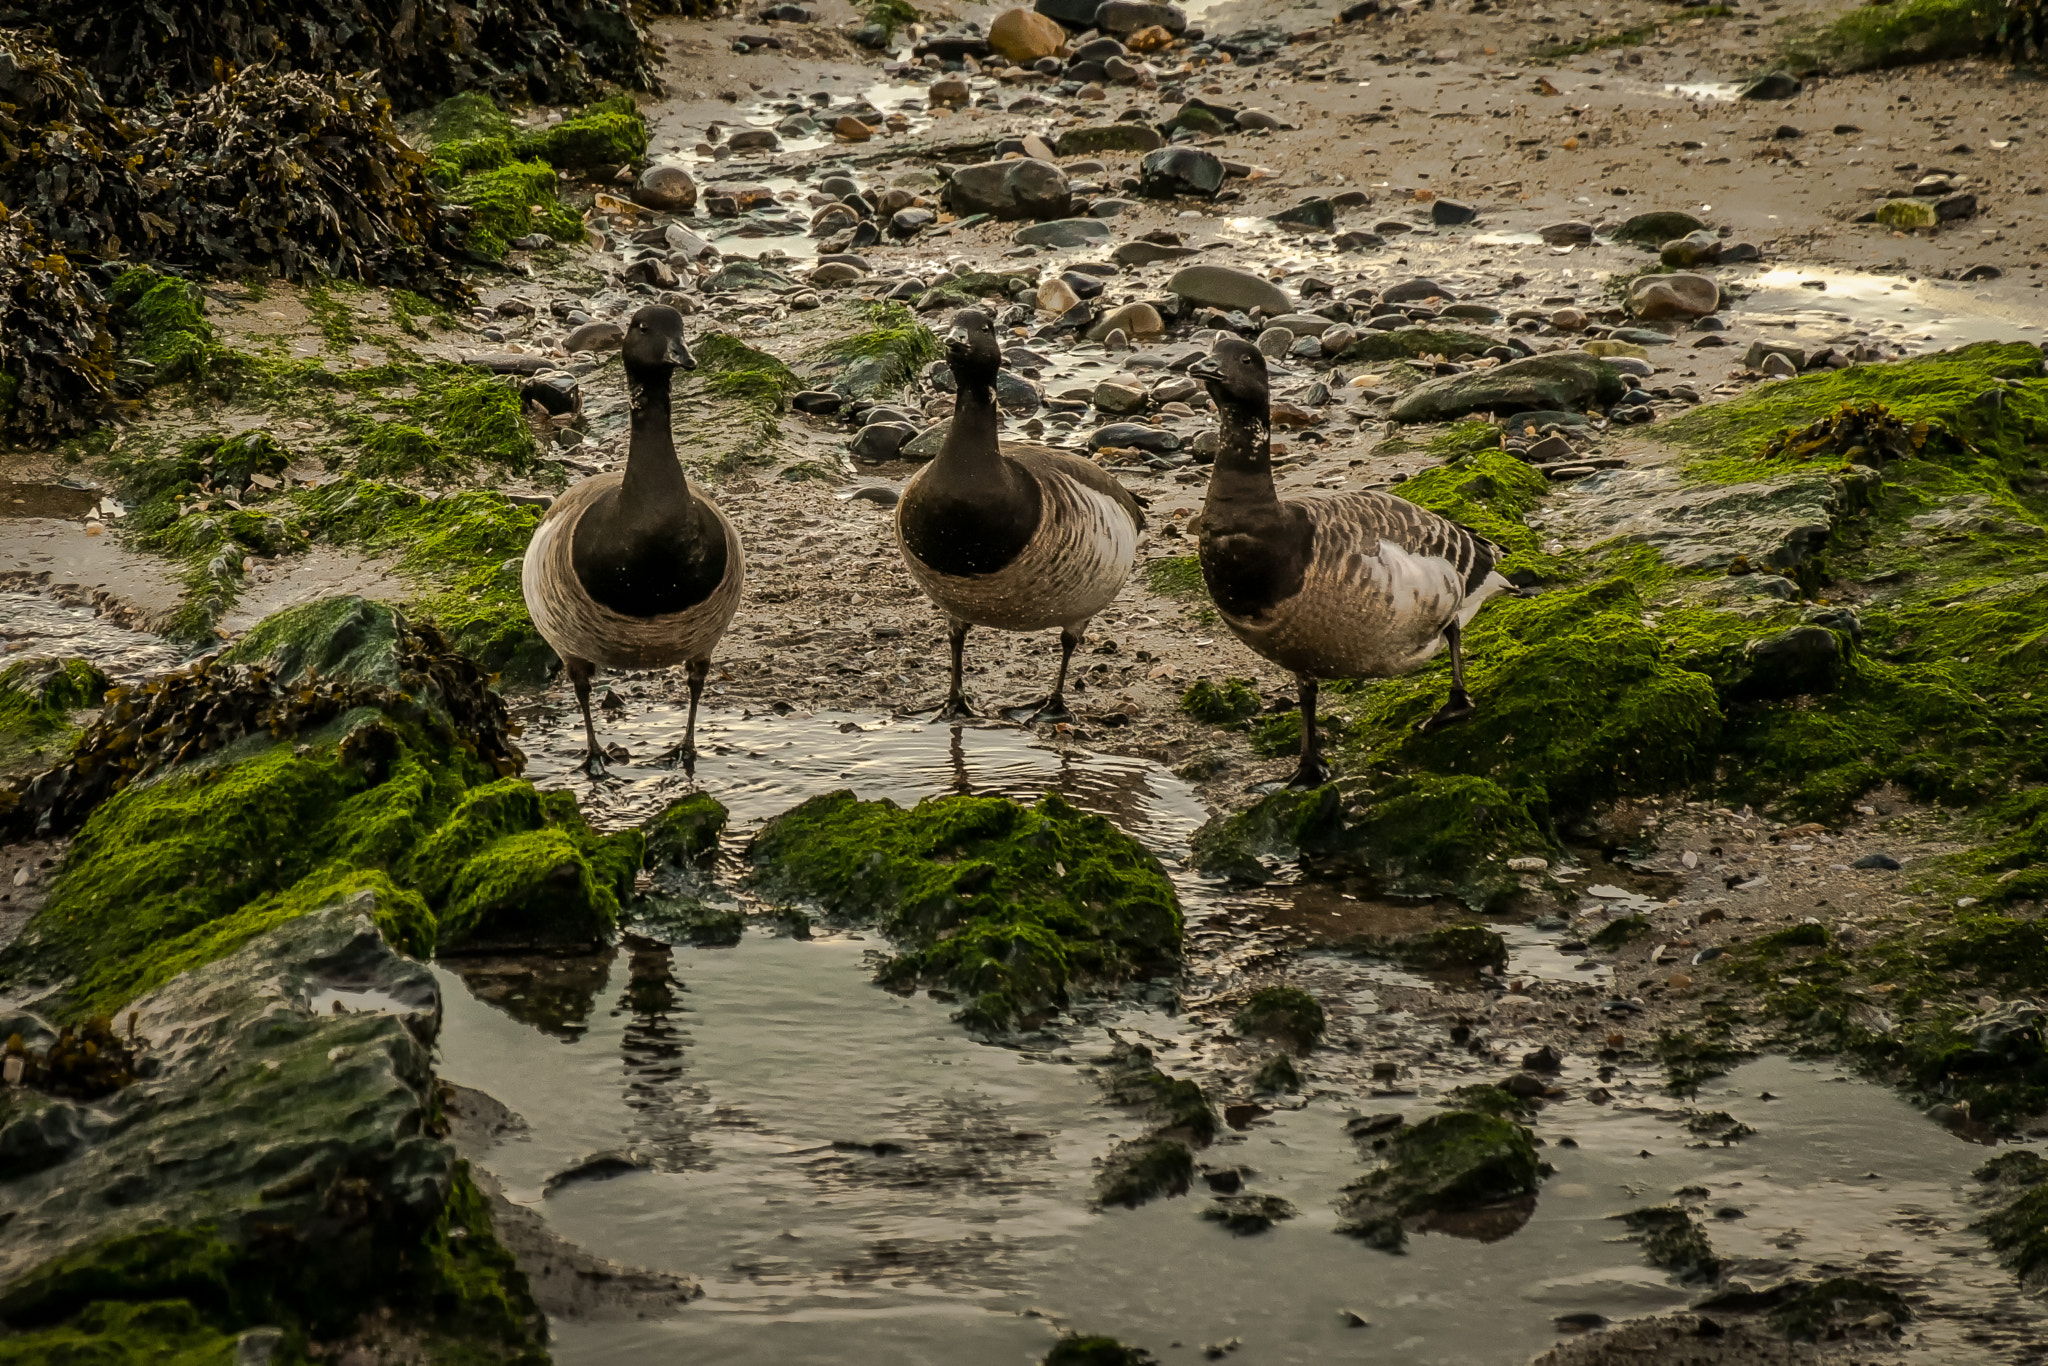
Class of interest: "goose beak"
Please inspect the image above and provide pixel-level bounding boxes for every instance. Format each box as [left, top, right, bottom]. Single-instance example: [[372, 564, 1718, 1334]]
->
[[945, 326, 971, 349], [668, 337, 698, 371], [1187, 355, 1226, 383]]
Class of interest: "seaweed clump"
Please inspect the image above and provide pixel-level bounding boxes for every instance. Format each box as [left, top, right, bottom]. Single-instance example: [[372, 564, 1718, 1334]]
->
[[746, 790, 1181, 1031], [1974, 1150, 2048, 1290], [1092, 1042, 1217, 1207], [27, 0, 660, 110], [1615, 1205, 1724, 1283], [0, 205, 115, 441]]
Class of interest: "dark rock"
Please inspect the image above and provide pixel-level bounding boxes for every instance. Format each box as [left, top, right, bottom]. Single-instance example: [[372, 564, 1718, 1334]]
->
[[520, 371, 581, 417], [1333, 230, 1386, 252], [1138, 146, 1227, 198], [1430, 198, 1478, 226], [1727, 625, 1848, 700], [792, 389, 843, 415], [1012, 217, 1113, 248], [1054, 123, 1166, 156], [1273, 197, 1337, 231], [1381, 277, 1458, 303], [704, 259, 799, 292], [1853, 853, 1902, 871], [1089, 422, 1181, 453], [562, 320, 625, 353], [1096, 0, 1189, 34], [1613, 210, 1708, 244], [1937, 192, 1980, 221], [943, 159, 1073, 221], [851, 421, 919, 461]]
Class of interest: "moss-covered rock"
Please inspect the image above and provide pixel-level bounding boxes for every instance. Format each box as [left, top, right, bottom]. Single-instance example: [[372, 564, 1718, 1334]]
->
[[448, 159, 587, 260], [1233, 986, 1325, 1052], [1590, 914, 1652, 950], [0, 909, 545, 1363], [1096, 1138, 1196, 1208], [1253, 1052, 1302, 1092], [1335, 1108, 1544, 1250], [1390, 353, 1627, 423], [0, 605, 632, 1016], [747, 791, 1180, 1030], [644, 793, 729, 874], [1191, 777, 1548, 910], [0, 658, 106, 778], [516, 93, 648, 170], [221, 596, 408, 690], [632, 896, 747, 947]]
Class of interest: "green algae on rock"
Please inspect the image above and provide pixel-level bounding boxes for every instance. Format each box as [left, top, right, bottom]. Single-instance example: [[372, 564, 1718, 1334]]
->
[[1180, 677, 1262, 725], [1762, 1277, 1911, 1341], [1347, 924, 1511, 972], [0, 659, 106, 779], [1335, 327, 1502, 363], [1974, 1150, 2048, 1291], [1253, 1052, 1303, 1092], [1335, 1107, 1545, 1251], [1091, 1042, 1217, 1207], [0, 909, 547, 1364], [1190, 776, 1548, 910], [746, 790, 1180, 1030], [644, 793, 730, 874], [448, 158, 589, 261], [1233, 986, 1326, 1052], [0, 600, 634, 1017]]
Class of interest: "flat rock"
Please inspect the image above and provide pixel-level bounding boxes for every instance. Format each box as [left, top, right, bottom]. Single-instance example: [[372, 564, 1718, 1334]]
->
[[1390, 353, 1627, 422], [1381, 277, 1458, 303], [1114, 239, 1199, 267], [1168, 263, 1290, 314], [1012, 217, 1113, 248], [1054, 123, 1167, 155], [1089, 421, 1181, 452]]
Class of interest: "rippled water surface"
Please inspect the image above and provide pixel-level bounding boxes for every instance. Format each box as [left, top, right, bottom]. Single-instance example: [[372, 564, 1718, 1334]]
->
[[438, 706, 2047, 1365]]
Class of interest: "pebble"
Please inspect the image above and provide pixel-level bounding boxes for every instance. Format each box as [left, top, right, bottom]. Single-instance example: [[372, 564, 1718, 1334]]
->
[[1092, 380, 1148, 414], [1628, 272, 1720, 320], [1087, 301, 1166, 342], [1103, 328, 1130, 351], [1255, 326, 1295, 359], [561, 321, 624, 353], [1037, 278, 1081, 314]]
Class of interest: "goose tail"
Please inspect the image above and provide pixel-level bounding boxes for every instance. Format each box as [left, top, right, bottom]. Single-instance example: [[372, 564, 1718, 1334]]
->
[[1457, 570, 1516, 630]]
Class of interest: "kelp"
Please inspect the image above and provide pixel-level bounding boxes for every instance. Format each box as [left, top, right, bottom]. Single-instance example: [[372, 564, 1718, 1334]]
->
[[26, 0, 661, 111], [0, 28, 148, 260], [0, 205, 115, 441]]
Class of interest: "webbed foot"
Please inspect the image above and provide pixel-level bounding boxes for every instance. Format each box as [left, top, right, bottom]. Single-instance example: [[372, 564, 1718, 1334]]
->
[[1003, 695, 1074, 725], [649, 743, 698, 776], [931, 695, 979, 722], [1286, 757, 1333, 789], [1417, 687, 1476, 733]]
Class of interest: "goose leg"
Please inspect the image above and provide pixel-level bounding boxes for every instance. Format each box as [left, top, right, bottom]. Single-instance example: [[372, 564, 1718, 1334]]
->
[[566, 656, 608, 777], [933, 617, 978, 720], [652, 658, 711, 775], [1418, 621, 1478, 732], [1006, 624, 1084, 724], [1288, 673, 1332, 788]]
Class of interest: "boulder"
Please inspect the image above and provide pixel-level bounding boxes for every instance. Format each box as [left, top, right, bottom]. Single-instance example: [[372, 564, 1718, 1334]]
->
[[634, 164, 698, 212], [1167, 263, 1289, 314], [1138, 146, 1226, 197], [943, 159, 1073, 221], [1389, 353, 1627, 422], [991, 6, 1069, 61], [1628, 272, 1720, 320]]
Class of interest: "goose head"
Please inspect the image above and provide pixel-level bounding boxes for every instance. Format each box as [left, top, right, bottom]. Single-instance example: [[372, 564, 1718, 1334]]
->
[[622, 305, 697, 375], [944, 308, 1002, 392], [1188, 336, 1269, 416]]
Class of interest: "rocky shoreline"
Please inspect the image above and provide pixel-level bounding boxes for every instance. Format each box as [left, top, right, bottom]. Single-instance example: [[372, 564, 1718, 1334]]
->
[[5, 0, 2048, 1358]]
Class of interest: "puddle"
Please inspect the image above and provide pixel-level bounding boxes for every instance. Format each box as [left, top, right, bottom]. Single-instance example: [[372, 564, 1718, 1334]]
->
[[442, 708, 2047, 1364], [0, 483, 102, 521], [1726, 266, 2040, 353], [0, 591, 186, 681]]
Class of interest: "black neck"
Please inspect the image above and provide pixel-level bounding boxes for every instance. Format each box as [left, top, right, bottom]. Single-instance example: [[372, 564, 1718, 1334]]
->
[[937, 374, 1003, 475], [1205, 396, 1276, 509], [621, 362, 692, 517]]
